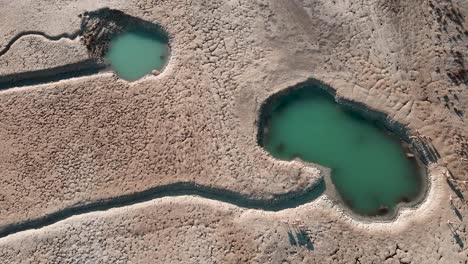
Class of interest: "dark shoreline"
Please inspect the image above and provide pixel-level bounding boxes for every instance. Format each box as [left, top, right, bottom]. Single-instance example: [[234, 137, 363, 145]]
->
[[256, 78, 432, 220]]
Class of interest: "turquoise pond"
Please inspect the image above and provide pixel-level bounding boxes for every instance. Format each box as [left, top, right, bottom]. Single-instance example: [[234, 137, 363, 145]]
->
[[106, 29, 169, 81], [261, 85, 425, 216]]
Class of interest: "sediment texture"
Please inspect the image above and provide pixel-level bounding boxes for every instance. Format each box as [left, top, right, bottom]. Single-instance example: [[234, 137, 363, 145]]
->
[[0, 0, 320, 229], [0, 35, 88, 76], [0, 0, 466, 263]]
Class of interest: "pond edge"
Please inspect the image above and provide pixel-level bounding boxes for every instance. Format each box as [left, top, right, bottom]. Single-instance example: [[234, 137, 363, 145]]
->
[[256, 77, 433, 221]]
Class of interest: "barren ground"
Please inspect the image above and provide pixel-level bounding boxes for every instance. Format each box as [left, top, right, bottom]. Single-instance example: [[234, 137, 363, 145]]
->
[[0, 0, 467, 263]]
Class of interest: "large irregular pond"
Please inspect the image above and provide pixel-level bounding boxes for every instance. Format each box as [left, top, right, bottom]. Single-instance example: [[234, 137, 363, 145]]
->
[[106, 29, 169, 81], [261, 84, 425, 216]]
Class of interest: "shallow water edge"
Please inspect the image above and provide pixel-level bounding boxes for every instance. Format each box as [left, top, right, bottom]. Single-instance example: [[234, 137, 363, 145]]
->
[[256, 78, 431, 219]]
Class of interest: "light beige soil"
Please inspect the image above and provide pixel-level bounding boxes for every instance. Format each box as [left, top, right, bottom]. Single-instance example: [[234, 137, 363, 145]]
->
[[0, 36, 88, 76], [0, 0, 466, 263]]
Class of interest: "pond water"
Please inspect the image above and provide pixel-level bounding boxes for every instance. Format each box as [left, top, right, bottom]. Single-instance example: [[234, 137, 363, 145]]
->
[[106, 29, 169, 81], [262, 85, 424, 216]]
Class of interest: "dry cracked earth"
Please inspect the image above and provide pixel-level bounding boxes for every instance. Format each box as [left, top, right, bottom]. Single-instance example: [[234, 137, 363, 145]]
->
[[0, 0, 467, 263]]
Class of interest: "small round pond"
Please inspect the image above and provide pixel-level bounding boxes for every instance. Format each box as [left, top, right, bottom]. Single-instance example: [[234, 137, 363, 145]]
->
[[106, 29, 169, 81], [260, 82, 426, 217]]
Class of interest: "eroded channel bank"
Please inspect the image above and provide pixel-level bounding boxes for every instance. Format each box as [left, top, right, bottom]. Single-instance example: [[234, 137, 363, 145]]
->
[[0, 78, 436, 239], [0, 180, 325, 239], [257, 78, 432, 218], [0, 31, 81, 58]]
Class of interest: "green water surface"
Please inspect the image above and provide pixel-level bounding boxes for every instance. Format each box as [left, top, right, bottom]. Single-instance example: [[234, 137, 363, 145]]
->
[[263, 86, 423, 216], [106, 29, 169, 81]]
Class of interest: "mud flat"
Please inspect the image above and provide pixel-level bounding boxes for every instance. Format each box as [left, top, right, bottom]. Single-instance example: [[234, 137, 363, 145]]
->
[[0, 0, 466, 263]]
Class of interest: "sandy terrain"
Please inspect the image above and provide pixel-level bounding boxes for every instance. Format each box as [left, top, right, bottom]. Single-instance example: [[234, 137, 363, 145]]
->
[[0, 0, 466, 263]]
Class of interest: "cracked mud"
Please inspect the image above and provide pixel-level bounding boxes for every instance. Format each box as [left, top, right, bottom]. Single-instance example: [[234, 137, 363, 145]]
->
[[0, 0, 467, 263]]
